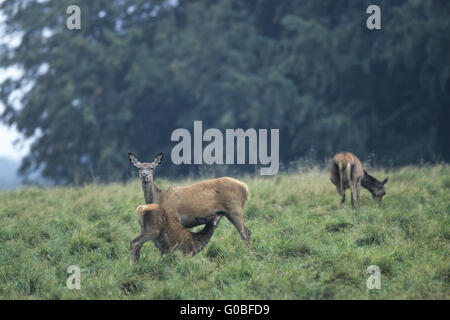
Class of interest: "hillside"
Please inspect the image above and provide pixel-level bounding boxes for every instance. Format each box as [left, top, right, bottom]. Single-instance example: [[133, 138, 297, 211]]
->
[[0, 165, 448, 299]]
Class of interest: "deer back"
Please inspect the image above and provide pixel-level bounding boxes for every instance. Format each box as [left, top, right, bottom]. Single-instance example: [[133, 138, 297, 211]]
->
[[159, 177, 248, 219], [331, 152, 365, 187]]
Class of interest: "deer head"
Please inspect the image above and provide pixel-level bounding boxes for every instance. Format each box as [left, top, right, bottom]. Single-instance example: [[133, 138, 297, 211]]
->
[[128, 152, 163, 183], [128, 152, 163, 203], [362, 170, 389, 202]]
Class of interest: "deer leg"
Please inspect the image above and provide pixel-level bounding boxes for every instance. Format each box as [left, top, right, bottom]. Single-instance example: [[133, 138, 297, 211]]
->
[[195, 214, 222, 234], [344, 163, 356, 209], [184, 212, 231, 229], [130, 235, 143, 265], [349, 181, 357, 209], [192, 215, 223, 255], [180, 220, 203, 229], [337, 162, 347, 205], [356, 180, 361, 206], [336, 185, 345, 205], [178, 216, 218, 229], [130, 233, 153, 265], [225, 209, 251, 245], [350, 188, 355, 209]]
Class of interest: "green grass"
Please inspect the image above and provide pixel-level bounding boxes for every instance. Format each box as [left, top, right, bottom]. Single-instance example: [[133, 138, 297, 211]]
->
[[0, 165, 449, 299]]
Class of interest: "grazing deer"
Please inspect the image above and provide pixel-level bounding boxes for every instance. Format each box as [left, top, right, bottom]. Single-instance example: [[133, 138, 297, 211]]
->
[[128, 152, 251, 243], [130, 204, 222, 265], [330, 152, 388, 209]]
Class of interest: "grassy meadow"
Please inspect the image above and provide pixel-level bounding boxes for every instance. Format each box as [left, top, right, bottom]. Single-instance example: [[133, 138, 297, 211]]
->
[[0, 165, 448, 299]]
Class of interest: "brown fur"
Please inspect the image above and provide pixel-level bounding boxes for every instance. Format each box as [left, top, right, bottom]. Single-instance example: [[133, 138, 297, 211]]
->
[[128, 153, 251, 244], [330, 151, 388, 208], [130, 204, 223, 265], [330, 152, 365, 209]]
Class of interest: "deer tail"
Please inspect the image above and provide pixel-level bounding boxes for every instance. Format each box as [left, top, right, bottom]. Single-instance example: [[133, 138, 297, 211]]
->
[[345, 162, 352, 183], [242, 182, 249, 201]]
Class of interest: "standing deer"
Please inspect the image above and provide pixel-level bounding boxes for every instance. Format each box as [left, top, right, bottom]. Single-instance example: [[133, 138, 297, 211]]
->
[[128, 152, 251, 243], [330, 152, 388, 209], [130, 203, 222, 265]]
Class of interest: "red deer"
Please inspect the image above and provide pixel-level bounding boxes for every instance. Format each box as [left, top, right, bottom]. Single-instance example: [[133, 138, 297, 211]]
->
[[130, 204, 222, 265], [330, 152, 388, 209], [128, 152, 251, 244]]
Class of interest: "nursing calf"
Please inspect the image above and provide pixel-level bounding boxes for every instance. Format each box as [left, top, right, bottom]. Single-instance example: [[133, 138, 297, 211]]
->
[[128, 152, 251, 243], [130, 203, 222, 265]]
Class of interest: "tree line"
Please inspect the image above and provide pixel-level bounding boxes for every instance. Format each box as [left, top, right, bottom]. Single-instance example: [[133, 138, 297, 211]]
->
[[1, 0, 449, 184]]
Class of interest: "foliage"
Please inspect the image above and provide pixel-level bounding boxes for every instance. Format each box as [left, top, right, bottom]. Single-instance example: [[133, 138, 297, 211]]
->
[[0, 0, 449, 183]]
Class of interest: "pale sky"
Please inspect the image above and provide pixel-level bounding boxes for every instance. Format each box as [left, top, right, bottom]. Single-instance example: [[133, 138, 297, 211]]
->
[[0, 60, 30, 162], [0, 124, 29, 160], [0, 0, 180, 161], [0, 3, 31, 161]]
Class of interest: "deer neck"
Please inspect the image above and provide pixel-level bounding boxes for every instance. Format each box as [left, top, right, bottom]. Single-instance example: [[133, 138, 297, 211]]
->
[[361, 170, 380, 195], [142, 179, 162, 204]]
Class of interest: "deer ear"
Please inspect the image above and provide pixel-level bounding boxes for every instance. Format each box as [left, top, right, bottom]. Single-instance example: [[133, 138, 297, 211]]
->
[[153, 152, 163, 166], [128, 153, 140, 168], [382, 177, 389, 185]]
